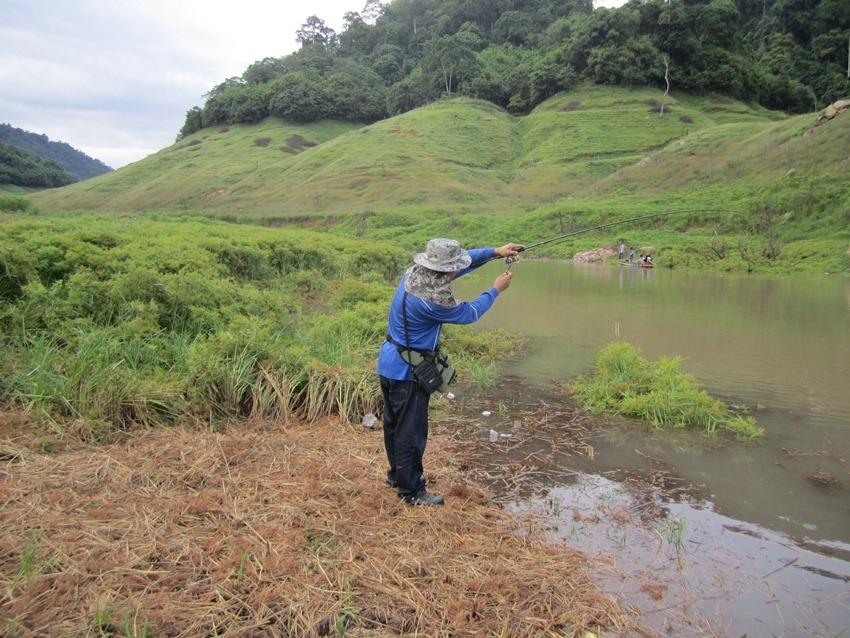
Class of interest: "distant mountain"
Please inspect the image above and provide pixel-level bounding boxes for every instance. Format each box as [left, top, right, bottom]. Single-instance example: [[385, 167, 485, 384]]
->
[[0, 142, 76, 188], [0, 123, 112, 180]]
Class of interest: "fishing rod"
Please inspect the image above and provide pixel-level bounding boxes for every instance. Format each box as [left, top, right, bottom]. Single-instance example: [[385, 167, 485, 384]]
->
[[485, 208, 746, 266]]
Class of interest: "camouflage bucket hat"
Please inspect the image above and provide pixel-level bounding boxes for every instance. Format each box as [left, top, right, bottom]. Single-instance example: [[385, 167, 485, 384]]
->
[[413, 238, 472, 272]]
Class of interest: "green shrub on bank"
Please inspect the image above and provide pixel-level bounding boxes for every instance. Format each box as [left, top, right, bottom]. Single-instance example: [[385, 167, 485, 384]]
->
[[0, 217, 374, 431], [0, 214, 520, 434], [571, 342, 763, 440], [0, 195, 34, 213]]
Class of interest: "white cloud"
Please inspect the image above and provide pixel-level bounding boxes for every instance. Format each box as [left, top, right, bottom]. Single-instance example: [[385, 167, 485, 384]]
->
[[0, 0, 358, 168]]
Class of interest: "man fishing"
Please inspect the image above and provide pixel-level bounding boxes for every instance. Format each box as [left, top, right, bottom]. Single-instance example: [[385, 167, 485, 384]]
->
[[377, 238, 523, 505]]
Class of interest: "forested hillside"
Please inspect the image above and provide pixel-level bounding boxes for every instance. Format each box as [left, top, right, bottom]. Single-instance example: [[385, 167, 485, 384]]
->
[[0, 123, 112, 180], [179, 0, 850, 137], [0, 142, 76, 188]]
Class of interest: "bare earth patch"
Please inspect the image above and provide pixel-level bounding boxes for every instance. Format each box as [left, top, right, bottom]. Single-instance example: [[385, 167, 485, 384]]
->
[[281, 135, 319, 154], [0, 419, 626, 636]]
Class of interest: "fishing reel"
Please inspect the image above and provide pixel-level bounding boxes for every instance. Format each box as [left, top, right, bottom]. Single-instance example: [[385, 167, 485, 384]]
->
[[505, 246, 526, 270]]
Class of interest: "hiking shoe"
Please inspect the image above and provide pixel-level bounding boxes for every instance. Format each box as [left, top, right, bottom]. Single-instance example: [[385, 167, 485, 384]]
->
[[403, 490, 444, 506]]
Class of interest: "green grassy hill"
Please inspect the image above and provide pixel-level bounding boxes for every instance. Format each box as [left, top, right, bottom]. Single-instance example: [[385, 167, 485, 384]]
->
[[29, 86, 850, 273], [34, 86, 790, 216], [32, 119, 360, 212]]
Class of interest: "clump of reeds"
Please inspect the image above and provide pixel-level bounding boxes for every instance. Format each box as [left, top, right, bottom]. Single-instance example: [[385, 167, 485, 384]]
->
[[571, 342, 764, 439], [0, 419, 628, 636]]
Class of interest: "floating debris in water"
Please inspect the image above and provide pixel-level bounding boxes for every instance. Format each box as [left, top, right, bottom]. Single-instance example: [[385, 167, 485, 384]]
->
[[808, 471, 838, 486]]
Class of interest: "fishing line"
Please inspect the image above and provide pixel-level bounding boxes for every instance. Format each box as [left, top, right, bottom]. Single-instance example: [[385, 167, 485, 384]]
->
[[484, 208, 746, 268]]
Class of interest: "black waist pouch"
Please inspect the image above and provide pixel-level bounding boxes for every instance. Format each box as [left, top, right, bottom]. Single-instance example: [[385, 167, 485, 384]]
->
[[411, 355, 444, 394]]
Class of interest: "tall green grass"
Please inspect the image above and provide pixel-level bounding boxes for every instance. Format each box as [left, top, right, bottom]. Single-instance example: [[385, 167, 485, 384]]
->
[[0, 216, 392, 438], [571, 342, 763, 440], [0, 194, 34, 213], [0, 214, 518, 436]]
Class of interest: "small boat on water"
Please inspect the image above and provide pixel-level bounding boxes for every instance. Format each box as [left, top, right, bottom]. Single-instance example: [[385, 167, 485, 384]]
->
[[619, 261, 654, 268]]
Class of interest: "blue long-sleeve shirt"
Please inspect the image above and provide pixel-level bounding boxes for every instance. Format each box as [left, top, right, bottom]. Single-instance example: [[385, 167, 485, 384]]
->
[[377, 247, 499, 381]]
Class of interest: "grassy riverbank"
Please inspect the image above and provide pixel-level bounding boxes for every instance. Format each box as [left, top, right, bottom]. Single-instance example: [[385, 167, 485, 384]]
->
[[319, 206, 850, 274], [0, 214, 517, 439]]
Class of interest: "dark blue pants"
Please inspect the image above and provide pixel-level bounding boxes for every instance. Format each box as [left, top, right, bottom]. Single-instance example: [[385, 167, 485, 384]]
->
[[380, 376, 431, 498]]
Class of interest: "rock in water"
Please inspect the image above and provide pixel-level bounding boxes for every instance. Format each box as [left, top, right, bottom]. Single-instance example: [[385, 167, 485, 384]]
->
[[573, 246, 617, 263]]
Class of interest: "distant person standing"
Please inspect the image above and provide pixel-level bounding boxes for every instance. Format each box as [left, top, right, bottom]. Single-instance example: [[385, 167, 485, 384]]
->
[[618, 240, 626, 261], [629, 248, 635, 263]]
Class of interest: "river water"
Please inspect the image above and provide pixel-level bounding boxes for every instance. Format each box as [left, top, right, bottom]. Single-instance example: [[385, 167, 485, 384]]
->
[[453, 261, 850, 636]]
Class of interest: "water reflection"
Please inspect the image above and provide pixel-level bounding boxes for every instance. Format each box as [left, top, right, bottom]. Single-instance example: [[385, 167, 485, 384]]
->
[[513, 477, 850, 637]]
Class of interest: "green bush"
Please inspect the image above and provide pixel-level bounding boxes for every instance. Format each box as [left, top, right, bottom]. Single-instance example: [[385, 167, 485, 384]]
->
[[0, 195, 34, 213], [0, 214, 514, 434]]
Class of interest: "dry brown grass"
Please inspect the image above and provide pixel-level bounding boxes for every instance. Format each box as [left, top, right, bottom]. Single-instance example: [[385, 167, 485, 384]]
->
[[0, 418, 628, 637]]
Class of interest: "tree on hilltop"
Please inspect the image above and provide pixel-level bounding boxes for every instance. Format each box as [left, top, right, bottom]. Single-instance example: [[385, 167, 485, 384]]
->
[[243, 57, 289, 85], [361, 0, 385, 24], [178, 107, 203, 139], [423, 29, 480, 93], [296, 16, 338, 50]]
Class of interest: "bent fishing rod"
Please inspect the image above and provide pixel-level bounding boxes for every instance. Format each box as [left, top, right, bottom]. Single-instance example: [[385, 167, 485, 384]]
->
[[484, 208, 746, 266]]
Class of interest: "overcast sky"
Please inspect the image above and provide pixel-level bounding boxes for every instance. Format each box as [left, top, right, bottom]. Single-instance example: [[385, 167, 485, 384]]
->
[[1, 0, 625, 169]]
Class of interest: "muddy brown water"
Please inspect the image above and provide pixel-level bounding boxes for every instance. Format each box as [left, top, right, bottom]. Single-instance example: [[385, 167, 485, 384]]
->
[[453, 260, 850, 636]]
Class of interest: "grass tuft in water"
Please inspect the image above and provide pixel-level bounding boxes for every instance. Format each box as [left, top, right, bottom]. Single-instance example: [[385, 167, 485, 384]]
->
[[571, 342, 763, 439]]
